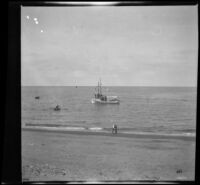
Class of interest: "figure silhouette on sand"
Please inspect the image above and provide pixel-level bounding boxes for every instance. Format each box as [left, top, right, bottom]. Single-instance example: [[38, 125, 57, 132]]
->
[[112, 124, 118, 134]]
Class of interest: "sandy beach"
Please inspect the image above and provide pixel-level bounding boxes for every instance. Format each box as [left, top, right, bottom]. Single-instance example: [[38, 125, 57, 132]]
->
[[22, 128, 195, 182]]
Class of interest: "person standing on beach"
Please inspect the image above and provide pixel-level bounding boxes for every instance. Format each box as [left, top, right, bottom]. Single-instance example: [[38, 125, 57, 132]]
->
[[115, 124, 117, 134], [112, 124, 117, 134]]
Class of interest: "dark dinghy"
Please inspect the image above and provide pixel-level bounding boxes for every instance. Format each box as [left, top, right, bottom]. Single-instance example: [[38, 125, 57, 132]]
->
[[54, 105, 61, 111]]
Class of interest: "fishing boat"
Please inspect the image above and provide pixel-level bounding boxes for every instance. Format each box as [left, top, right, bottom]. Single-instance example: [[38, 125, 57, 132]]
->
[[91, 79, 120, 104]]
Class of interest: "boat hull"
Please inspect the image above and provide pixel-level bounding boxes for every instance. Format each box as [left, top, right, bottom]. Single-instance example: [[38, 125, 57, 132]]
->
[[91, 98, 120, 104]]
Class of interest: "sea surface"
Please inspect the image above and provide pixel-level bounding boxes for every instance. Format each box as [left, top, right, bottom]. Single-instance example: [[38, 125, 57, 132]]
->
[[22, 86, 197, 136]]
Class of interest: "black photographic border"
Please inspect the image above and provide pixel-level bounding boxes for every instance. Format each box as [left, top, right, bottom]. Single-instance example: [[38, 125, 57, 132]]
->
[[5, 1, 199, 184]]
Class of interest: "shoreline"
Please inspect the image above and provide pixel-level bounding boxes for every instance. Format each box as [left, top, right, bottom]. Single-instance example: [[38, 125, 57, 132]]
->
[[22, 126, 196, 141]]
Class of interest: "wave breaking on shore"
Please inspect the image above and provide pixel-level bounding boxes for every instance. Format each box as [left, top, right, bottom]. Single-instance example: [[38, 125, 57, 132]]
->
[[22, 123, 196, 140]]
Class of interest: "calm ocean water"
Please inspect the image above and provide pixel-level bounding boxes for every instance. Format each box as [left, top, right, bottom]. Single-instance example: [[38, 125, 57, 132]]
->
[[22, 86, 197, 135]]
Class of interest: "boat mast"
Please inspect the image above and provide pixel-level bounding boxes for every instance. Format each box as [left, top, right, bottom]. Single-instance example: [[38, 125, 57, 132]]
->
[[99, 78, 102, 95], [97, 81, 99, 95]]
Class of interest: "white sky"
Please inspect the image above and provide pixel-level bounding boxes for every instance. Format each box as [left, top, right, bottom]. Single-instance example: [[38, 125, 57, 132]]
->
[[21, 6, 198, 86]]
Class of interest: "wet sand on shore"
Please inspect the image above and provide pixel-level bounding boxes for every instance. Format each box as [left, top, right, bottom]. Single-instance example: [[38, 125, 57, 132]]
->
[[22, 129, 195, 182]]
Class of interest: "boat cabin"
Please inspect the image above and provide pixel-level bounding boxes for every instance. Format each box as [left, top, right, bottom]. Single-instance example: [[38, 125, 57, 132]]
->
[[95, 93, 107, 101]]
